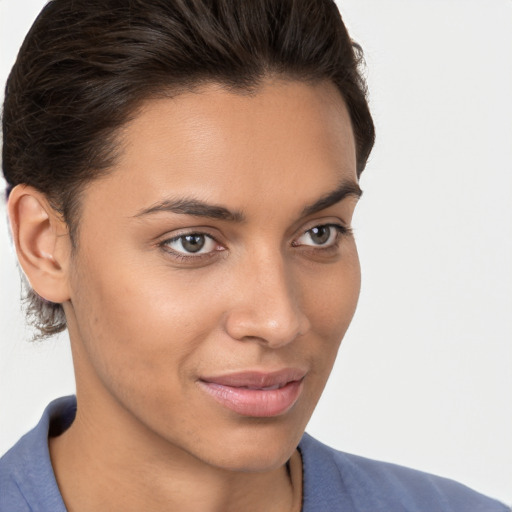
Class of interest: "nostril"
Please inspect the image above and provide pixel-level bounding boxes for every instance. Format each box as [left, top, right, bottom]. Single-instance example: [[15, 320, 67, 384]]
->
[[224, 304, 309, 348], [223, 259, 310, 347]]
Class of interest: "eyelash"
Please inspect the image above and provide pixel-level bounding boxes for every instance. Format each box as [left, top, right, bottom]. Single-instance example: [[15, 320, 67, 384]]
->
[[292, 224, 352, 249], [158, 223, 352, 263], [159, 232, 222, 263]]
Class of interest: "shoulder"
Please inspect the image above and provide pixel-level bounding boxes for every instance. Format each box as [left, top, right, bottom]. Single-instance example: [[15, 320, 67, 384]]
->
[[299, 433, 509, 512], [0, 396, 75, 512]]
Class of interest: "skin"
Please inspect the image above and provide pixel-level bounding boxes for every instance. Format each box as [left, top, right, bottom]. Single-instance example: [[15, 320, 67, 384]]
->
[[9, 79, 361, 512]]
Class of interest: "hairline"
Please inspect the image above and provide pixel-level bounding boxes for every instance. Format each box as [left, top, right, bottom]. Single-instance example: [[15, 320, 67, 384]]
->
[[64, 74, 355, 251]]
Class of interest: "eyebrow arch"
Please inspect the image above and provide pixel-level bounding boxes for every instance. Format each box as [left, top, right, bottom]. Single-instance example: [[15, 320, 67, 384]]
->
[[134, 197, 245, 222], [301, 180, 363, 217], [134, 180, 361, 222]]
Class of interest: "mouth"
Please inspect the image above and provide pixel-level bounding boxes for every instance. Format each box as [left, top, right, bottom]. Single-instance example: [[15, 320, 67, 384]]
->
[[198, 369, 306, 418]]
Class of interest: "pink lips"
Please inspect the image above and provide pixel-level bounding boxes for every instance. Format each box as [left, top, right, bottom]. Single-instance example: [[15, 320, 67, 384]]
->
[[198, 369, 306, 417]]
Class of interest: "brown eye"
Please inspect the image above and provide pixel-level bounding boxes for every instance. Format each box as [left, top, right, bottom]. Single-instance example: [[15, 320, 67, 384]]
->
[[294, 224, 345, 248], [163, 233, 217, 255], [181, 234, 206, 253], [309, 226, 331, 245]]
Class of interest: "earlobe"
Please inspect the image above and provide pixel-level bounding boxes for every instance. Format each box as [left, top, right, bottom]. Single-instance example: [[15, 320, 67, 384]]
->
[[8, 185, 71, 304]]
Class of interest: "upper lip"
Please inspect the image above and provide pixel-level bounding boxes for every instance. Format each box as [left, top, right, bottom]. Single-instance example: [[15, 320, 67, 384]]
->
[[200, 368, 307, 389]]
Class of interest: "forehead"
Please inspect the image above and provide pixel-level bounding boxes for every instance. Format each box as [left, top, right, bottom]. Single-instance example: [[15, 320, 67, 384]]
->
[[80, 80, 357, 220]]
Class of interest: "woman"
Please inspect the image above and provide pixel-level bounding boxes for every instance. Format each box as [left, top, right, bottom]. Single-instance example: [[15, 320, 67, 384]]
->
[[0, 1, 509, 510]]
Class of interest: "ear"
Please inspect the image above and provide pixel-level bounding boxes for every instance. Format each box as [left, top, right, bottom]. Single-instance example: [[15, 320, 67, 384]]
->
[[8, 185, 72, 304]]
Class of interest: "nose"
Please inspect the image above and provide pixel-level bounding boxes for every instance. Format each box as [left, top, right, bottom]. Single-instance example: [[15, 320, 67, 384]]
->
[[223, 252, 311, 348]]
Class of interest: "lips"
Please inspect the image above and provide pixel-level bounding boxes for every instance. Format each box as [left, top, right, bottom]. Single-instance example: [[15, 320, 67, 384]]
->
[[198, 369, 306, 417]]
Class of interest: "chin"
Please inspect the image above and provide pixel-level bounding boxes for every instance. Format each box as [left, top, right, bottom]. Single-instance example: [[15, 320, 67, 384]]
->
[[192, 417, 305, 473], [205, 444, 296, 474]]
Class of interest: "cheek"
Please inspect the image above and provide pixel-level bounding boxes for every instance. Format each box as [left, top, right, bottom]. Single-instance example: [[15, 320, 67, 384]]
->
[[301, 248, 361, 383], [306, 247, 361, 339], [68, 252, 219, 403], [67, 261, 226, 451]]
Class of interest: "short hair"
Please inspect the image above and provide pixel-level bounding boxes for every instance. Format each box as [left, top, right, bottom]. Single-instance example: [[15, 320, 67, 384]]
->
[[2, 0, 375, 338]]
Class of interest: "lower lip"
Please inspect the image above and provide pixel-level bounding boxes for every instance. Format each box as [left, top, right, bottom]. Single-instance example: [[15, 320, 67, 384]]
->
[[198, 379, 304, 417]]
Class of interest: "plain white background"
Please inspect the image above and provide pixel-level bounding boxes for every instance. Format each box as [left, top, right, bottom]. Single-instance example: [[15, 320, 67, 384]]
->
[[1, 0, 511, 505]]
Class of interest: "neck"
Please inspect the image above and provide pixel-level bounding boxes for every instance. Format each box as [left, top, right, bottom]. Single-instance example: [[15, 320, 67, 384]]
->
[[49, 395, 303, 512]]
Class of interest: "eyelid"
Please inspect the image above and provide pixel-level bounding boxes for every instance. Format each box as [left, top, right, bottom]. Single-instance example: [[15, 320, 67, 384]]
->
[[157, 226, 221, 245], [295, 218, 351, 237], [292, 222, 353, 248], [155, 220, 352, 263], [158, 229, 225, 260]]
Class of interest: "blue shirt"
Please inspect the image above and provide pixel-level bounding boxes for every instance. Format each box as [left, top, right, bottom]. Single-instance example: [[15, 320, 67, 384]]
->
[[0, 396, 509, 511]]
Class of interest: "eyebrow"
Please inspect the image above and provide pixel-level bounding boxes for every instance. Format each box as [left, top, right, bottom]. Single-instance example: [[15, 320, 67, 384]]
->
[[134, 198, 245, 222], [134, 180, 362, 222], [301, 180, 363, 217]]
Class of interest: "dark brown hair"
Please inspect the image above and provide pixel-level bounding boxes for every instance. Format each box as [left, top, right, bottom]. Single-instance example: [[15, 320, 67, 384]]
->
[[2, 0, 375, 338]]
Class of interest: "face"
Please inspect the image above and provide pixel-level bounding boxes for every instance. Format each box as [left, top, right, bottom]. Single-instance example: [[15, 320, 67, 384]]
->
[[63, 80, 361, 472]]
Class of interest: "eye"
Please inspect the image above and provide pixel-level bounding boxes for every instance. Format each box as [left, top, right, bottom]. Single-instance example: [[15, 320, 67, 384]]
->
[[293, 224, 346, 248], [162, 233, 218, 255]]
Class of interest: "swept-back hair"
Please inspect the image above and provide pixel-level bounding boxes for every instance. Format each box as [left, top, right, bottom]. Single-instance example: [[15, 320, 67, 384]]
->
[[2, 0, 375, 337]]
